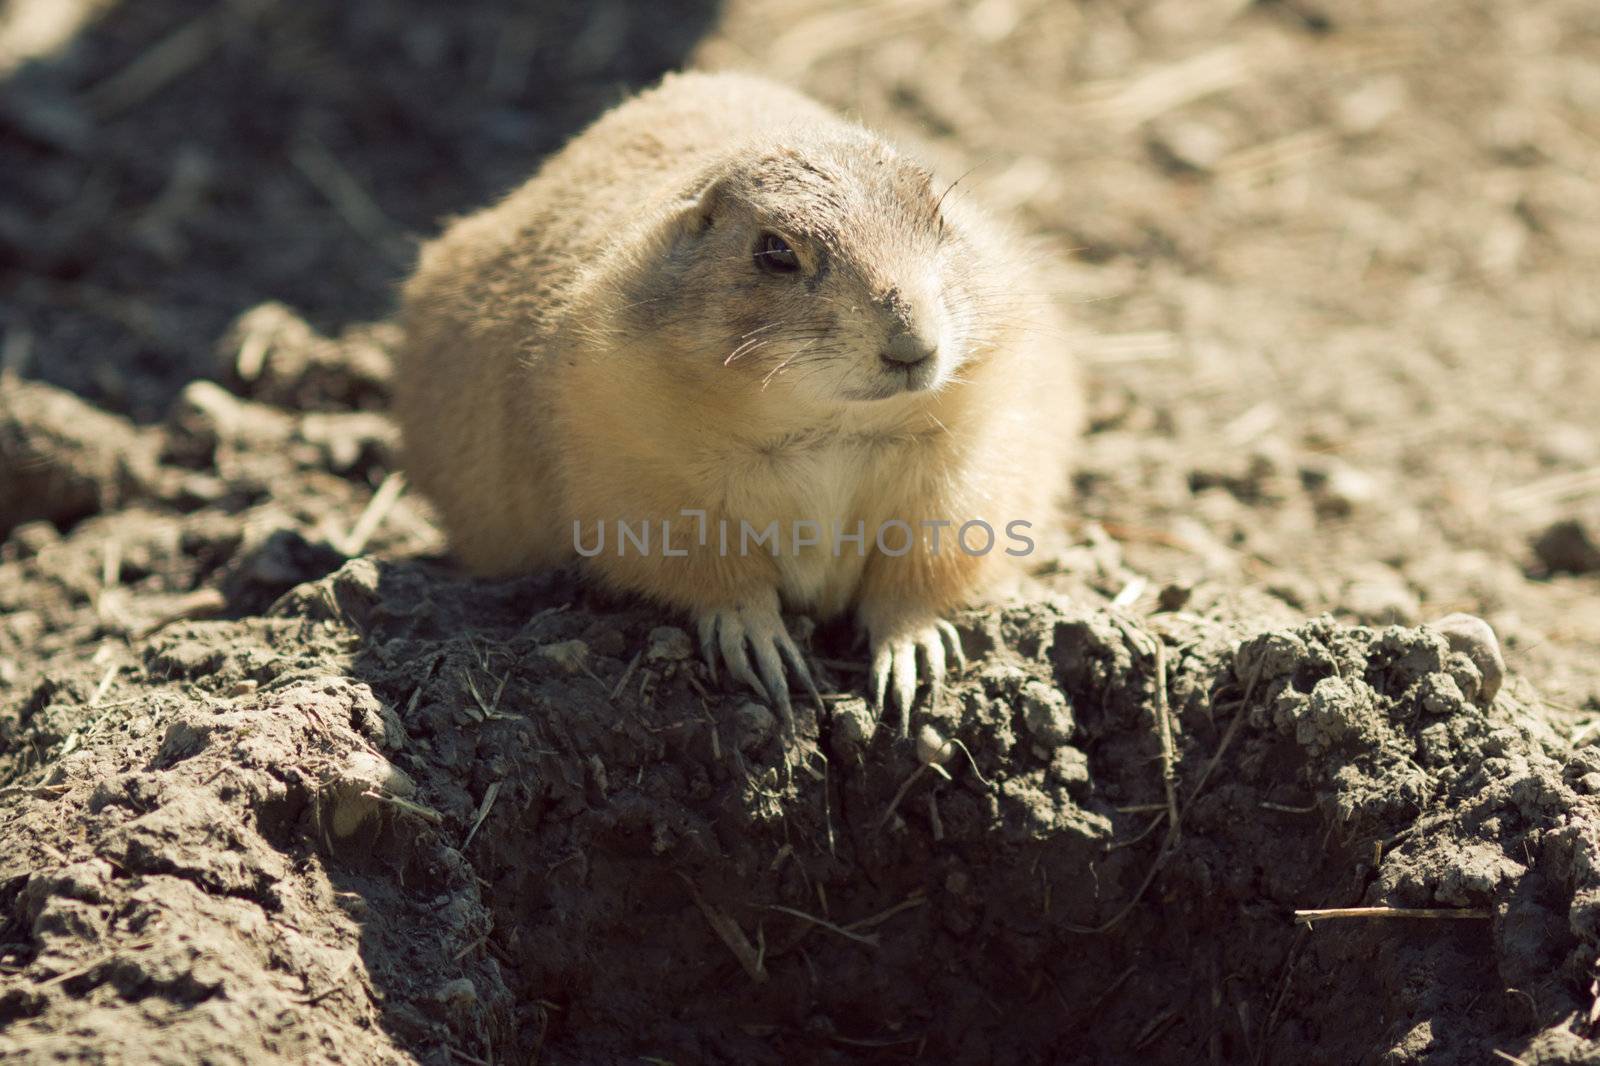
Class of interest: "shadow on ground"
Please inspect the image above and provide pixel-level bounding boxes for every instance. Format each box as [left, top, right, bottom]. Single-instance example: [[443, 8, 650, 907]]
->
[[1, 0, 721, 420]]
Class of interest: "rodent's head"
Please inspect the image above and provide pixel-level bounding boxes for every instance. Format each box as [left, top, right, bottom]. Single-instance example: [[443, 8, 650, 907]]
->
[[620, 131, 994, 408]]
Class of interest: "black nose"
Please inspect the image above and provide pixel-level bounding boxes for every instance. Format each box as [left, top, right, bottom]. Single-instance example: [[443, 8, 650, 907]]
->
[[882, 330, 936, 367]]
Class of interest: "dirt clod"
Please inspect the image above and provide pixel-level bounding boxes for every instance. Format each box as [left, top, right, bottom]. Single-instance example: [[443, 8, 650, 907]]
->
[[0, 378, 156, 537], [1534, 515, 1600, 576]]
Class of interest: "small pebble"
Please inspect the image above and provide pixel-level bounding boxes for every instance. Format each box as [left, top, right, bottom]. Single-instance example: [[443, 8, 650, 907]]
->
[[1427, 613, 1506, 706], [1334, 76, 1404, 134], [734, 701, 776, 752], [1150, 118, 1228, 172], [1304, 459, 1378, 517], [916, 723, 954, 767], [434, 977, 476, 1008]]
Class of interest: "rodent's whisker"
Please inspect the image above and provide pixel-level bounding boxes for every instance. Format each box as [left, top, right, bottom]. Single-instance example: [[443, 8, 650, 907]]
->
[[725, 337, 774, 366], [612, 295, 675, 313], [965, 321, 1073, 340], [761, 338, 824, 388], [932, 160, 989, 219], [787, 360, 848, 387]]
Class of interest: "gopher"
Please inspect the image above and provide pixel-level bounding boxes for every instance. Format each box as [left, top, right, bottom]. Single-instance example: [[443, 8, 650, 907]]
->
[[394, 70, 1079, 732]]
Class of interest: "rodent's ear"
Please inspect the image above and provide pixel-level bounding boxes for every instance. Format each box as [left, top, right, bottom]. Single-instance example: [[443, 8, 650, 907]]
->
[[666, 173, 727, 244]]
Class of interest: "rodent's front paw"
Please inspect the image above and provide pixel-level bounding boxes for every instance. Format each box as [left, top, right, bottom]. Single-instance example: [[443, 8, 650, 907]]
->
[[869, 618, 967, 734], [696, 592, 821, 735]]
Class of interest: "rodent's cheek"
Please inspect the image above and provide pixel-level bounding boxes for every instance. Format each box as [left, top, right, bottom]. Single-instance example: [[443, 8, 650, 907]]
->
[[798, 353, 871, 406]]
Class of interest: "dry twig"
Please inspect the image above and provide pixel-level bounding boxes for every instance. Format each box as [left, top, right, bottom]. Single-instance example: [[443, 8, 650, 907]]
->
[[1293, 906, 1490, 924]]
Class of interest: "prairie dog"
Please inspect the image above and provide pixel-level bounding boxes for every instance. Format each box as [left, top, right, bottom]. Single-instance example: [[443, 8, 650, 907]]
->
[[394, 71, 1079, 731]]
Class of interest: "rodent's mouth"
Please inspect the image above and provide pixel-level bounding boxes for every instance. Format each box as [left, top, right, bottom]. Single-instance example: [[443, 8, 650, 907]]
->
[[888, 356, 939, 393], [847, 360, 940, 402]]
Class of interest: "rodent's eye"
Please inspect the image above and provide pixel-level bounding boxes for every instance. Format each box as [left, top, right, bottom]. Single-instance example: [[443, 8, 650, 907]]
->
[[754, 233, 801, 275]]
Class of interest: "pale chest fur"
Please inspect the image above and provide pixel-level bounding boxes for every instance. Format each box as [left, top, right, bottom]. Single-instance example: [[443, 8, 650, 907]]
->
[[721, 432, 893, 619]]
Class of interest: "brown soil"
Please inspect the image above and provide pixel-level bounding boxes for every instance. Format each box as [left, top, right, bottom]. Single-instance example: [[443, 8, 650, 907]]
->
[[3, 1, 1599, 1063]]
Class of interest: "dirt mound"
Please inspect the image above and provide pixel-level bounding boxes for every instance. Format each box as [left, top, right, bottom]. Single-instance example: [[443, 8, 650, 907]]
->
[[3, 458, 1598, 1061]]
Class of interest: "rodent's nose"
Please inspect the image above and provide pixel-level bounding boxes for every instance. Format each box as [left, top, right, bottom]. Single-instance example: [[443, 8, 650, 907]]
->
[[882, 329, 937, 367]]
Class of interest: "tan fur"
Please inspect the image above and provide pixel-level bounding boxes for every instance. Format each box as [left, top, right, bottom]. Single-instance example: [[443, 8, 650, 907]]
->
[[393, 70, 1080, 670]]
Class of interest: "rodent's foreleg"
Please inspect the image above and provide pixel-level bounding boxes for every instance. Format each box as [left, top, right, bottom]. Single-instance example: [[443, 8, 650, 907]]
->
[[579, 522, 823, 734], [854, 549, 980, 733], [695, 588, 823, 738], [869, 618, 967, 733]]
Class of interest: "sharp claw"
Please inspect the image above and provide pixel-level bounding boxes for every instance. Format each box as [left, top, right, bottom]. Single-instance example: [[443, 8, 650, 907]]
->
[[748, 674, 774, 703], [922, 629, 947, 681], [892, 641, 917, 734], [800, 670, 825, 714], [733, 661, 769, 702], [777, 632, 824, 712], [718, 619, 769, 702], [698, 600, 823, 720], [750, 632, 789, 709], [871, 645, 892, 715], [864, 617, 960, 734], [922, 631, 947, 714], [937, 619, 966, 673], [772, 686, 796, 738]]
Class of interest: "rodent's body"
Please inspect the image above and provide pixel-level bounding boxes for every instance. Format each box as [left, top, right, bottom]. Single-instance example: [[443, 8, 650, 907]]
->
[[394, 71, 1079, 726]]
